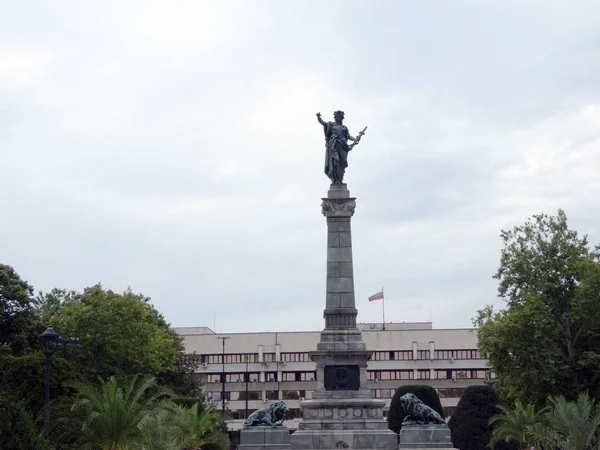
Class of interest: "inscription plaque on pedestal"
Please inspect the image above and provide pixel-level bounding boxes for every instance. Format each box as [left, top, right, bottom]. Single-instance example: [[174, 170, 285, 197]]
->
[[324, 365, 360, 390]]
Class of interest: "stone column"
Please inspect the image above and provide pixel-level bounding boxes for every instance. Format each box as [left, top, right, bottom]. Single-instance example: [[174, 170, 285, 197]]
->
[[290, 183, 397, 450], [321, 184, 358, 330]]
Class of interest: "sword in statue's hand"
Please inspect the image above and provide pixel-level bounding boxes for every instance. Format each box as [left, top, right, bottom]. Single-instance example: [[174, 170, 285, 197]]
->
[[349, 126, 367, 150]]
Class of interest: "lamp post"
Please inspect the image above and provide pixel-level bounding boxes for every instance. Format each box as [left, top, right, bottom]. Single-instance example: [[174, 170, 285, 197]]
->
[[216, 336, 230, 416], [39, 326, 79, 439], [244, 353, 249, 420]]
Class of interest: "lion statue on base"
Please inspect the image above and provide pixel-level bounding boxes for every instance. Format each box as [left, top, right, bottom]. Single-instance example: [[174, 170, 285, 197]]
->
[[399, 393, 445, 425], [243, 401, 289, 427]]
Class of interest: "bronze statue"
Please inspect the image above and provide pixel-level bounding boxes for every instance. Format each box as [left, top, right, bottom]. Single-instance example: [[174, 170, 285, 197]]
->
[[399, 393, 445, 425], [316, 111, 367, 185], [243, 401, 289, 427]]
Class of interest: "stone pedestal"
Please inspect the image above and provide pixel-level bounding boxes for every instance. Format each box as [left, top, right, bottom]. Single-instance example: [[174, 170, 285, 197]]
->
[[398, 425, 453, 449], [239, 427, 291, 450], [291, 185, 397, 450]]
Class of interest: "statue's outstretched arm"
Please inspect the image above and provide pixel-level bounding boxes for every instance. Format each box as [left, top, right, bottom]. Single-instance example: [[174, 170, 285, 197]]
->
[[316, 112, 327, 126]]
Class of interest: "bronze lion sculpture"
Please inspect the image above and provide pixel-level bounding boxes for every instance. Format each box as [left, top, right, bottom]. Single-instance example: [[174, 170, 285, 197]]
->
[[243, 401, 289, 427], [399, 393, 445, 425]]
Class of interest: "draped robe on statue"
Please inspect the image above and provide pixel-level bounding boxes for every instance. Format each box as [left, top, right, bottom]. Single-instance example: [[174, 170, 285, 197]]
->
[[323, 121, 351, 185]]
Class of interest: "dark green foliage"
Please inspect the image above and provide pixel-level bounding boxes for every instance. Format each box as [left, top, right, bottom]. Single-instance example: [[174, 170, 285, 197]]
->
[[0, 352, 78, 414], [449, 385, 518, 450], [173, 395, 208, 409], [0, 264, 40, 355], [388, 385, 444, 433], [475, 210, 600, 404], [157, 354, 202, 397], [0, 399, 47, 450]]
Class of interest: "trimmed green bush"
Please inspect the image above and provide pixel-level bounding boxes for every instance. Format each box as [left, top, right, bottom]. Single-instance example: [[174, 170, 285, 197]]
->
[[448, 385, 518, 450], [388, 385, 444, 433]]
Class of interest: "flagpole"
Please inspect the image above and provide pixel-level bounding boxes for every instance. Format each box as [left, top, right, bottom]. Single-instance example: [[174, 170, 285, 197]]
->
[[382, 286, 385, 331]]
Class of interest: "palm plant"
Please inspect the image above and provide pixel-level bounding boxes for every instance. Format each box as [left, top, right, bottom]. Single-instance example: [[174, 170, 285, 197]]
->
[[489, 400, 548, 450], [50, 374, 174, 450], [533, 392, 600, 450], [166, 402, 230, 450]]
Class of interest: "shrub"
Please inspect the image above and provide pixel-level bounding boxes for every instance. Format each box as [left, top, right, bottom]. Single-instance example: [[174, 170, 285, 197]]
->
[[448, 385, 517, 450], [388, 384, 444, 433]]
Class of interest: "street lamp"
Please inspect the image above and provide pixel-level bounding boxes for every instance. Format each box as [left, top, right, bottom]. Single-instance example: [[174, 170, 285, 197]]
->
[[244, 353, 249, 420], [39, 326, 79, 439], [216, 336, 230, 416]]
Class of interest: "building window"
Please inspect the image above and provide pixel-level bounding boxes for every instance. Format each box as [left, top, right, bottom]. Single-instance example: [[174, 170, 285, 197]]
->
[[371, 350, 413, 361], [207, 374, 221, 383], [281, 371, 317, 382], [265, 390, 279, 400], [433, 349, 482, 360], [417, 370, 430, 380], [368, 370, 414, 381], [265, 372, 277, 382], [239, 391, 261, 401], [225, 373, 247, 382], [263, 353, 276, 362], [417, 350, 430, 360], [370, 389, 393, 398], [209, 392, 231, 401], [435, 369, 489, 380], [202, 353, 260, 364], [395, 351, 413, 360], [283, 390, 300, 400], [281, 352, 311, 362]]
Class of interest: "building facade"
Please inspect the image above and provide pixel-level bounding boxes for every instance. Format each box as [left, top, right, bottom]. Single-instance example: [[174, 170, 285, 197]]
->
[[176, 322, 490, 430]]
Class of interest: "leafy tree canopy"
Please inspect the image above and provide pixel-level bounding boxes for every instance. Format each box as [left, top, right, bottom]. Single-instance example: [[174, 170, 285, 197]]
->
[[49, 284, 184, 381], [474, 210, 600, 404], [388, 384, 444, 433], [0, 264, 39, 355]]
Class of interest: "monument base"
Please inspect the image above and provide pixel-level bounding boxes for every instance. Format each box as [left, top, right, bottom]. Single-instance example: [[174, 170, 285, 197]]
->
[[398, 424, 453, 449], [291, 398, 396, 449], [292, 429, 397, 450], [239, 427, 291, 450]]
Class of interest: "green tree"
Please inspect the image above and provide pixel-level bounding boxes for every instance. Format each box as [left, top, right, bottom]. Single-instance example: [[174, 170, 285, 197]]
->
[[51, 375, 174, 450], [475, 210, 600, 404], [0, 264, 39, 355], [0, 398, 47, 450], [449, 385, 517, 450], [532, 392, 600, 450], [489, 400, 548, 450], [34, 288, 78, 326], [50, 284, 183, 381], [388, 385, 444, 433], [0, 351, 78, 415]]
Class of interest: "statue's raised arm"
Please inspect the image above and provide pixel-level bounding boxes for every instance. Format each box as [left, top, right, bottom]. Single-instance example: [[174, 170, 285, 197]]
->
[[317, 110, 367, 186], [316, 112, 327, 127]]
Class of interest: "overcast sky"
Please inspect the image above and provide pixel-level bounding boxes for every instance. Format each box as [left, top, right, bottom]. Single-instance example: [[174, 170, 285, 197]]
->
[[2, 1, 599, 333]]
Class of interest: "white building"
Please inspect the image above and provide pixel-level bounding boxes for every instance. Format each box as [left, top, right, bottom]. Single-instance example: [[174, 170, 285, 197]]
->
[[176, 322, 489, 430]]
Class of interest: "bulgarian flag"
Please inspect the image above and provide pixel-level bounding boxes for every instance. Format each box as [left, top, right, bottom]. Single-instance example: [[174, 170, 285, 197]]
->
[[368, 290, 384, 302]]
